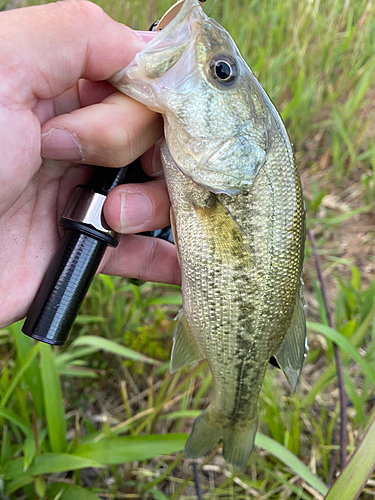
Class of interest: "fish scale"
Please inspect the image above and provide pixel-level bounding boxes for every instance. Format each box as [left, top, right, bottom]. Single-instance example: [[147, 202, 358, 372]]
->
[[110, 0, 306, 469]]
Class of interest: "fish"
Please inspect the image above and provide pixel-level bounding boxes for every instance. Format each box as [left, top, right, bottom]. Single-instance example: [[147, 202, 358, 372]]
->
[[109, 0, 306, 469]]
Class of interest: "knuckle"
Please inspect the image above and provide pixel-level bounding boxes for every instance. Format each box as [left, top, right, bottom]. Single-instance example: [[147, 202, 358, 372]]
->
[[102, 125, 130, 153], [63, 0, 104, 19], [89, 126, 132, 166]]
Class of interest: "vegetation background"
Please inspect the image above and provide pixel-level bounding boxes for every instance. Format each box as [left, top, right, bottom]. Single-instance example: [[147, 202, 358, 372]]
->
[[0, 0, 375, 498]]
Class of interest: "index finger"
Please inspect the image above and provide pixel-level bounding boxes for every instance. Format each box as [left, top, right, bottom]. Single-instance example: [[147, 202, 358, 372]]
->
[[0, 0, 145, 106]]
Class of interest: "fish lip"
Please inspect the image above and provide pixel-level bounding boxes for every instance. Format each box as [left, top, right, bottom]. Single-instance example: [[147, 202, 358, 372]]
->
[[130, 0, 202, 63], [150, 0, 201, 40], [109, 0, 203, 110]]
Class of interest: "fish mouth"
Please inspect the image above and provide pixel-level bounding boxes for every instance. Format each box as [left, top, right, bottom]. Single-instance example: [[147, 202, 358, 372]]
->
[[109, 0, 203, 112]]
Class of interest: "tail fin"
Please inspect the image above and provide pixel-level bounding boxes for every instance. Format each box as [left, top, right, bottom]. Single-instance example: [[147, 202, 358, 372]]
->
[[184, 410, 258, 470], [222, 416, 258, 469], [184, 411, 222, 460]]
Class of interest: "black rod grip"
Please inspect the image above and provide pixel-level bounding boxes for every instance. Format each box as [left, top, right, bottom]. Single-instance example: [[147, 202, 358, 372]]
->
[[22, 229, 107, 345]]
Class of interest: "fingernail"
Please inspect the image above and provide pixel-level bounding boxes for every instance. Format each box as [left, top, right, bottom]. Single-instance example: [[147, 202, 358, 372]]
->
[[41, 128, 84, 161], [120, 192, 153, 231]]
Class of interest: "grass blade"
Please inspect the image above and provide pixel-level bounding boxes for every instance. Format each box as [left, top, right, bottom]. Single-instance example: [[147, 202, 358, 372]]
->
[[54, 347, 98, 368], [23, 435, 37, 472], [40, 343, 67, 453], [0, 409, 33, 437], [308, 204, 374, 227], [10, 322, 44, 417], [72, 434, 187, 464], [350, 302, 375, 347], [48, 483, 101, 500], [160, 410, 201, 420], [255, 433, 328, 496], [303, 305, 375, 409], [148, 295, 182, 305], [71, 335, 162, 365], [0, 453, 103, 480], [307, 322, 375, 385], [324, 411, 375, 500], [346, 66, 375, 119], [5, 477, 34, 495], [0, 343, 39, 409], [74, 315, 107, 324]]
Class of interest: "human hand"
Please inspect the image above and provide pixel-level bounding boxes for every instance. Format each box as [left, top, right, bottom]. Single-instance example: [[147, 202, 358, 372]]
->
[[0, 0, 180, 328]]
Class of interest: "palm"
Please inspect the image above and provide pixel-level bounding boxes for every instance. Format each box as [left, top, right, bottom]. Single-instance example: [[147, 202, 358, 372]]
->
[[0, 158, 91, 326]]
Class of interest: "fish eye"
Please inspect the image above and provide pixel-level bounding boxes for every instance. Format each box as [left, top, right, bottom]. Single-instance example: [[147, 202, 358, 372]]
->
[[209, 54, 238, 85]]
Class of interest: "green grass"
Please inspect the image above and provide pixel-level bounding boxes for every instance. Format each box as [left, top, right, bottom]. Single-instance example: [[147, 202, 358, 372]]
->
[[1, 0, 375, 498]]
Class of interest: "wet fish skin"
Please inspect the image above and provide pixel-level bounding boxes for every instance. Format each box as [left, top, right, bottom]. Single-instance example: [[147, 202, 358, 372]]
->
[[109, 0, 306, 469]]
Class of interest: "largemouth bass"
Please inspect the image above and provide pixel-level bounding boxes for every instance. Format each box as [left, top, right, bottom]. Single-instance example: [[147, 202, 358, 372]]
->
[[110, 0, 306, 469]]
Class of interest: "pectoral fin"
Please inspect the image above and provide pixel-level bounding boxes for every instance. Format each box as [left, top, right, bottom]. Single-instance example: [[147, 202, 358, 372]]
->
[[170, 310, 203, 374], [194, 197, 253, 267], [273, 290, 306, 391]]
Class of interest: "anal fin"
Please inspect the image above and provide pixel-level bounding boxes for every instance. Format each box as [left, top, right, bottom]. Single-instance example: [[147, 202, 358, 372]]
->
[[170, 310, 203, 374], [274, 289, 307, 391]]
